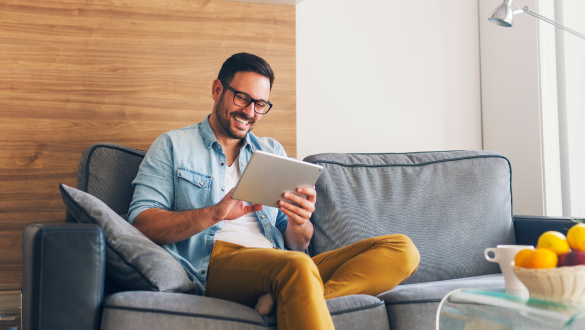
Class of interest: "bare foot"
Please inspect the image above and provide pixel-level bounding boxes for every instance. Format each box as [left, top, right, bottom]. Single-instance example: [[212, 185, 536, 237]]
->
[[254, 293, 276, 315]]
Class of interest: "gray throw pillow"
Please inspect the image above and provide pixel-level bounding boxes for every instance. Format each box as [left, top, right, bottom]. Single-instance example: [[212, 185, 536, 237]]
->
[[59, 183, 198, 294]]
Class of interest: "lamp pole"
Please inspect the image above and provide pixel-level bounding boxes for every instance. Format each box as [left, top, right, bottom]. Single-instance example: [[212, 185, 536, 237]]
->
[[518, 6, 585, 41]]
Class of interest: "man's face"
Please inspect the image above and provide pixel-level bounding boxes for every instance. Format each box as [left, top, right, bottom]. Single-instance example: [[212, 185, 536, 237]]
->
[[212, 71, 271, 140]]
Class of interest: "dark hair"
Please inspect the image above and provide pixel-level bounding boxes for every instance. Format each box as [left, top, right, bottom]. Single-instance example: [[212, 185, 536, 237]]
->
[[217, 53, 275, 90]]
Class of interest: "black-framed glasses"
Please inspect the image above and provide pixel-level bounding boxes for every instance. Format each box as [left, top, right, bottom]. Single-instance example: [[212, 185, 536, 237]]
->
[[220, 80, 273, 115]]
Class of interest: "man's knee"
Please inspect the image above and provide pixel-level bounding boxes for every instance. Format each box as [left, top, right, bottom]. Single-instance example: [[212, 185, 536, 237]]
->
[[378, 234, 420, 275], [277, 252, 320, 282]]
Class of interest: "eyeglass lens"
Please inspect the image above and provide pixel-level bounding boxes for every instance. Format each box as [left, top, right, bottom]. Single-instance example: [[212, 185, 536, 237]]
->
[[233, 93, 269, 114]]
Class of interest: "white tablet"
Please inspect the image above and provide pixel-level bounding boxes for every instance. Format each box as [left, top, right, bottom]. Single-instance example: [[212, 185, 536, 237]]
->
[[231, 150, 324, 208]]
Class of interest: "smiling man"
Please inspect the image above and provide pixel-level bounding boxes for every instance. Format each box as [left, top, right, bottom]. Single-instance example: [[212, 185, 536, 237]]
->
[[128, 53, 420, 330]]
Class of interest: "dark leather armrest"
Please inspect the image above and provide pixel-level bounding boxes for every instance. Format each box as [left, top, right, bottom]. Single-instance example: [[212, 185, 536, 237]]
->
[[23, 221, 105, 330], [514, 215, 577, 246]]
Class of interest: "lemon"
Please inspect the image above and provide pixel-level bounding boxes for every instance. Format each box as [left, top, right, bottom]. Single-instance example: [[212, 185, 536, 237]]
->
[[567, 224, 585, 251], [536, 231, 571, 255]]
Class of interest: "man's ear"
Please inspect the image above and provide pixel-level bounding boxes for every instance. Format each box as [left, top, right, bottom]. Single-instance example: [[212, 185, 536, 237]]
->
[[212, 79, 223, 102]]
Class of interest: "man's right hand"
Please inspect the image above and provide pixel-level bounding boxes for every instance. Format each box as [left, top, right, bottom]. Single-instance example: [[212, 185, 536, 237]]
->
[[134, 188, 263, 245], [212, 188, 263, 223]]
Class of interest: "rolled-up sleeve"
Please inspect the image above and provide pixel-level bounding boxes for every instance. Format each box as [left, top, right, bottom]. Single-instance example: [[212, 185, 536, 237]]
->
[[128, 134, 175, 225]]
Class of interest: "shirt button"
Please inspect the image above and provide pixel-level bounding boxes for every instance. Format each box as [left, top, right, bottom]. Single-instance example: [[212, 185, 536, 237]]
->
[[199, 182, 204, 185], [210, 234, 214, 236], [261, 215, 266, 219], [241, 162, 245, 166], [202, 270, 206, 274], [270, 239, 274, 242], [221, 163, 224, 166], [221, 188, 225, 191]]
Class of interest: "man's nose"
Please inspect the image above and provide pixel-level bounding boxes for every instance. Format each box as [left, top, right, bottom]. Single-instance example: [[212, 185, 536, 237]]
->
[[242, 102, 255, 117]]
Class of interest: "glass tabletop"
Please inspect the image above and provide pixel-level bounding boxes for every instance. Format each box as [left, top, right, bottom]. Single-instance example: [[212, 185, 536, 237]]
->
[[437, 288, 585, 330]]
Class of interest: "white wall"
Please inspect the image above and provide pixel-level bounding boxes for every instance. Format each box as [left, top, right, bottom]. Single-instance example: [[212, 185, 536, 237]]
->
[[296, 0, 483, 160], [559, 0, 585, 217], [479, 0, 545, 216], [480, 0, 585, 217]]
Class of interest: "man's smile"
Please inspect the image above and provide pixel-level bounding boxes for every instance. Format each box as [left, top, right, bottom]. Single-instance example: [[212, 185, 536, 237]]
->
[[233, 114, 254, 129]]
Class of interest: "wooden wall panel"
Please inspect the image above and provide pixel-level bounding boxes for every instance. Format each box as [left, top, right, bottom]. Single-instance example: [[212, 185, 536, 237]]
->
[[0, 0, 296, 287]]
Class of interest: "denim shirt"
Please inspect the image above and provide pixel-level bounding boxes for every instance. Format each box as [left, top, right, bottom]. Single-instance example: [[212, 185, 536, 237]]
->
[[128, 116, 289, 294]]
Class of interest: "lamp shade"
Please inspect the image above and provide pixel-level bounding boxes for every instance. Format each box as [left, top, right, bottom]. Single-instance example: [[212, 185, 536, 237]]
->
[[489, 3, 514, 27]]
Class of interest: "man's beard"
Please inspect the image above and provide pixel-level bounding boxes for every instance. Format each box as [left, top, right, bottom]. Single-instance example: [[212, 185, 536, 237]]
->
[[214, 93, 257, 140]]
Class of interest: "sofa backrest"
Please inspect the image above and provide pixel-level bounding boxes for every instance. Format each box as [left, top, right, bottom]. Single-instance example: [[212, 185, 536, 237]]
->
[[68, 143, 146, 221], [304, 151, 515, 285]]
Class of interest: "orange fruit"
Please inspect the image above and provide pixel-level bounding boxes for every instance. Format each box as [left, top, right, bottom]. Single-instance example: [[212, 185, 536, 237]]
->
[[537, 231, 571, 255], [513, 249, 534, 268], [567, 224, 585, 251], [525, 248, 558, 269]]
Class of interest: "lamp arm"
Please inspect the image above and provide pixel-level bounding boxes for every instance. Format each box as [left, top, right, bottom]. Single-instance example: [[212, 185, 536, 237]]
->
[[519, 6, 585, 41]]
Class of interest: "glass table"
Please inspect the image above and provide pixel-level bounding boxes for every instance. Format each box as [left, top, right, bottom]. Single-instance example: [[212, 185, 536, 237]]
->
[[0, 286, 21, 330], [437, 288, 585, 330]]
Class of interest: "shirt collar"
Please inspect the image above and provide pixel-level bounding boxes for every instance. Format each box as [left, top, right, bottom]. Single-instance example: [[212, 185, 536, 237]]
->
[[200, 115, 252, 150]]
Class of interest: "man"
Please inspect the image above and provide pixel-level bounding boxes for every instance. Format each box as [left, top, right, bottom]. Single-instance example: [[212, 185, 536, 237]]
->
[[128, 53, 420, 330]]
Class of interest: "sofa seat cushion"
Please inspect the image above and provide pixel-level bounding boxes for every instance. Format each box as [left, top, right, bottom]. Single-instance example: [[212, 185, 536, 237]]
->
[[377, 274, 504, 330], [101, 292, 389, 330], [328, 295, 390, 330]]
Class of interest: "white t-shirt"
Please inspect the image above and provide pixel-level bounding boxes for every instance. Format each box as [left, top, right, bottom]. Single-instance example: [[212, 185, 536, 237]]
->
[[215, 162, 274, 248]]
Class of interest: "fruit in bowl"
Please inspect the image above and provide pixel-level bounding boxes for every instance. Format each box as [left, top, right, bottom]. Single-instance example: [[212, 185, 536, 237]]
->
[[511, 222, 585, 304], [514, 224, 585, 269], [513, 247, 557, 268], [559, 251, 585, 267], [567, 223, 585, 252], [537, 231, 571, 255]]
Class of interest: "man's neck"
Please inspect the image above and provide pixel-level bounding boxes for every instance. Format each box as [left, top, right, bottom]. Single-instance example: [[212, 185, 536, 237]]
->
[[209, 116, 245, 166]]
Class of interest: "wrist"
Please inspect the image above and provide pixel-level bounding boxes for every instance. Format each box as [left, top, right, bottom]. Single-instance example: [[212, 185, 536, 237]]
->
[[207, 206, 223, 225]]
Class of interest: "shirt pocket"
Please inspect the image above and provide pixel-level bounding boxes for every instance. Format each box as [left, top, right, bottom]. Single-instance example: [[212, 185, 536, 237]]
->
[[176, 168, 212, 210]]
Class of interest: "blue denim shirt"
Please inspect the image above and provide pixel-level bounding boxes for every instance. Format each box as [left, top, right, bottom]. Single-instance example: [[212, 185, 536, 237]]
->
[[128, 116, 289, 294]]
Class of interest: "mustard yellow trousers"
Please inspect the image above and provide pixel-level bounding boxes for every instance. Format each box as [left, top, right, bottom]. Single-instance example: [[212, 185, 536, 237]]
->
[[206, 234, 420, 330]]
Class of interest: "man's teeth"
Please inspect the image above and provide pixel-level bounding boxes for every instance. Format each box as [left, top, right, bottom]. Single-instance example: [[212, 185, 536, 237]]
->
[[234, 117, 249, 125]]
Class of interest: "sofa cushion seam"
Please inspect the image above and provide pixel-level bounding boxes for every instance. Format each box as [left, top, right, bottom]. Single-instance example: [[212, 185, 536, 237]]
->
[[384, 299, 442, 305], [329, 300, 385, 316], [309, 155, 510, 168], [102, 305, 274, 327]]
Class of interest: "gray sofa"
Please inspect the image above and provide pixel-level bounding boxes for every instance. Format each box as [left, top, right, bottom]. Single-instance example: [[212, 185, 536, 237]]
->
[[22, 143, 575, 330]]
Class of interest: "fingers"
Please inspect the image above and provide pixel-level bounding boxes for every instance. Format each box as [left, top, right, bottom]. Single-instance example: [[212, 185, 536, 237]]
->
[[298, 187, 317, 204], [215, 189, 263, 221], [279, 200, 312, 220], [279, 189, 315, 223], [279, 203, 308, 225], [282, 190, 315, 214]]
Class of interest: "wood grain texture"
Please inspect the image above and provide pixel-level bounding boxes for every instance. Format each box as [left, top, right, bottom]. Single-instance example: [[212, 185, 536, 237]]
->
[[0, 0, 296, 287]]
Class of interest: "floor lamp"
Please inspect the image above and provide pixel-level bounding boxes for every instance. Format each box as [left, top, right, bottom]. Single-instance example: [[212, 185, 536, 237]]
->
[[489, 0, 585, 41]]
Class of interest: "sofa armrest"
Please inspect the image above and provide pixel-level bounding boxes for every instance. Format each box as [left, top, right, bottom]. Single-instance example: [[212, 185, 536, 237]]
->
[[23, 221, 105, 330], [514, 215, 576, 246]]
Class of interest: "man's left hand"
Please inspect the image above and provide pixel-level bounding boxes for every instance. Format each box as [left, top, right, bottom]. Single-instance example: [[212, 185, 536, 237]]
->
[[280, 187, 316, 251], [279, 187, 316, 225]]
